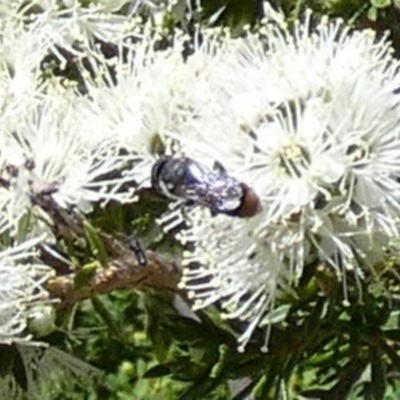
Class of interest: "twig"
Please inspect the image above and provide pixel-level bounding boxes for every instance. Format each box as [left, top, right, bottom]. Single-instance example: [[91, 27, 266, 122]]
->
[[46, 250, 182, 307]]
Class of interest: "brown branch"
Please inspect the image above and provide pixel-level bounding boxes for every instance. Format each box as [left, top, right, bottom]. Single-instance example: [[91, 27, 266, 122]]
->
[[46, 250, 182, 307], [35, 194, 183, 306]]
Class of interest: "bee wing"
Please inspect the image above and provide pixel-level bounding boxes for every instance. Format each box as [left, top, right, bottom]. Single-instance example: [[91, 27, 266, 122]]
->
[[178, 161, 217, 203]]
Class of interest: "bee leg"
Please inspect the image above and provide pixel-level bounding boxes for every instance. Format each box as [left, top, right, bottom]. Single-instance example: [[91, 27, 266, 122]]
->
[[210, 208, 219, 217], [213, 161, 227, 176], [126, 235, 147, 266], [180, 203, 195, 227], [185, 199, 195, 207]]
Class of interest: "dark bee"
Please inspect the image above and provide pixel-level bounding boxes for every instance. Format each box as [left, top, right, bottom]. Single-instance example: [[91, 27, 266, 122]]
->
[[127, 235, 147, 266], [151, 156, 262, 217]]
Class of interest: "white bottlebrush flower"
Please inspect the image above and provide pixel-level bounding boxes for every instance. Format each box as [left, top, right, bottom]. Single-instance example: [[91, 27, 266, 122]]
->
[[178, 212, 292, 351], [181, 11, 396, 141], [0, 91, 136, 238], [0, 16, 61, 130], [164, 14, 400, 348], [79, 29, 196, 186], [328, 70, 400, 237], [24, 0, 140, 58], [0, 237, 53, 344]]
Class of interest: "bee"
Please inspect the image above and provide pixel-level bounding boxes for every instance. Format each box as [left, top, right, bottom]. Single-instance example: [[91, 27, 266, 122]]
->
[[127, 235, 147, 266], [151, 156, 262, 218]]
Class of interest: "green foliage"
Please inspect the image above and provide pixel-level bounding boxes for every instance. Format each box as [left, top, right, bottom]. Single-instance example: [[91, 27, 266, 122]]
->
[[199, 0, 264, 31], [11, 259, 398, 399], [83, 221, 108, 265]]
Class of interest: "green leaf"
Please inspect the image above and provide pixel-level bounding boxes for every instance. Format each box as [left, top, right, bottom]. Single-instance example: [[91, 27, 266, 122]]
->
[[179, 377, 222, 400], [83, 220, 108, 264], [146, 311, 172, 362], [91, 295, 128, 342], [303, 299, 325, 333], [16, 211, 33, 242], [251, 375, 269, 400], [368, 348, 386, 400], [143, 364, 172, 378], [370, 0, 391, 8], [259, 304, 291, 326], [12, 346, 28, 391], [227, 354, 266, 380], [206, 6, 227, 25], [73, 261, 99, 290], [383, 329, 400, 342], [148, 357, 205, 382], [0, 344, 16, 378], [209, 345, 230, 379], [383, 343, 400, 371], [200, 0, 263, 32], [367, 6, 378, 21], [163, 315, 232, 344]]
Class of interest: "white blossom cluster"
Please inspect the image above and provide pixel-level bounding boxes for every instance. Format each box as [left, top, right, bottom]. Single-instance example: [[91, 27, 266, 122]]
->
[[0, 0, 399, 352], [0, 0, 189, 344], [0, 233, 54, 344], [159, 14, 400, 350]]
